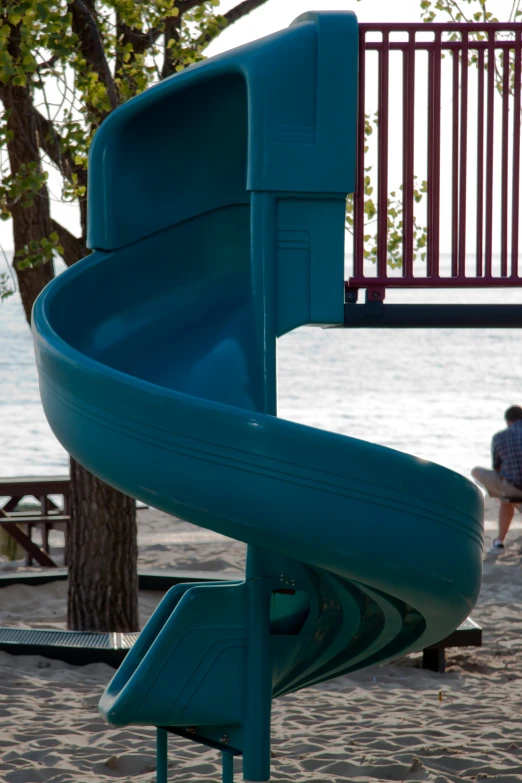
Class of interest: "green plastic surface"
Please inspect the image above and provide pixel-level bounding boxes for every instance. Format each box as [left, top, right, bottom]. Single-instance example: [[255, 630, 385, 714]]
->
[[32, 12, 483, 781]]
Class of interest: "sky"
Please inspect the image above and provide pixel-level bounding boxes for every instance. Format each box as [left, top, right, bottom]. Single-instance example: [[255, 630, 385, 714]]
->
[[207, 0, 424, 55], [0, 0, 517, 257]]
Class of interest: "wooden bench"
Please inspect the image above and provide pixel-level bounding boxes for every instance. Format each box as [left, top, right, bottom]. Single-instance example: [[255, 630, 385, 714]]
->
[[0, 476, 70, 567], [0, 476, 152, 567], [422, 617, 482, 672]]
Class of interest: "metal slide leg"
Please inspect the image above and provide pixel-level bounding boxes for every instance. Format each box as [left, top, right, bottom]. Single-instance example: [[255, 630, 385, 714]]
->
[[222, 752, 233, 783], [242, 548, 272, 782], [156, 728, 168, 783]]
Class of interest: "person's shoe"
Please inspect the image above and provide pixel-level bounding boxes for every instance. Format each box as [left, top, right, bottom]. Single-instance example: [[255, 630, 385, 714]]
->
[[489, 539, 505, 554]]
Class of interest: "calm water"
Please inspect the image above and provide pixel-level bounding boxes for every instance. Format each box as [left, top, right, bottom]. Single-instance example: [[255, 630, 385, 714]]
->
[[1, 256, 522, 480]]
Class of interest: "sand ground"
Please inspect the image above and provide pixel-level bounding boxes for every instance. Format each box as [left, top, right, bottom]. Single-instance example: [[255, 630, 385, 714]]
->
[[0, 496, 521, 782]]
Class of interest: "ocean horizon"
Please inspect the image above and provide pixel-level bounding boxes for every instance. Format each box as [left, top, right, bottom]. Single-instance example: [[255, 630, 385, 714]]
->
[[2, 251, 522, 483]]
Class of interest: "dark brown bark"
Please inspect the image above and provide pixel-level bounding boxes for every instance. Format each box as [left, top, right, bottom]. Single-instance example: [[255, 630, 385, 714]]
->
[[32, 108, 88, 234], [115, 17, 163, 96], [162, 15, 182, 78], [69, 0, 119, 122], [2, 23, 137, 636], [115, 19, 163, 76], [15, 254, 54, 324], [221, 0, 270, 26], [193, 0, 270, 51], [1, 28, 54, 322], [2, 0, 268, 635], [68, 458, 138, 632], [50, 219, 86, 267]]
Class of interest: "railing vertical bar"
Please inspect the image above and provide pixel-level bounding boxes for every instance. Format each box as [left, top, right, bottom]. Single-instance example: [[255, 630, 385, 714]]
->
[[427, 43, 434, 277], [458, 31, 469, 277], [348, 22, 522, 293], [354, 28, 367, 279], [501, 46, 511, 276], [512, 31, 521, 278], [451, 46, 460, 276], [403, 32, 416, 278], [476, 47, 485, 277], [485, 30, 495, 278], [431, 31, 442, 279], [377, 31, 390, 278]]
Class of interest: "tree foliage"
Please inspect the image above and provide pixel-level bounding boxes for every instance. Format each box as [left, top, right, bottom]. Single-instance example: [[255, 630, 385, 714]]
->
[[0, 0, 268, 300], [345, 114, 428, 269], [421, 0, 522, 94], [419, 0, 521, 24]]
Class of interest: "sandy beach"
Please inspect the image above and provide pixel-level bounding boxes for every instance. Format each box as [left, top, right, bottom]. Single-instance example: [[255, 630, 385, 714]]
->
[[0, 496, 521, 783]]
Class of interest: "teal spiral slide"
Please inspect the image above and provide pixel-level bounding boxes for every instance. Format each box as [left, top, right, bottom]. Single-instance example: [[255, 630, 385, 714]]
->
[[32, 12, 483, 782]]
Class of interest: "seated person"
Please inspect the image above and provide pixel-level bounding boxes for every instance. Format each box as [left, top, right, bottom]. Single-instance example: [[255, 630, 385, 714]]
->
[[472, 405, 522, 554]]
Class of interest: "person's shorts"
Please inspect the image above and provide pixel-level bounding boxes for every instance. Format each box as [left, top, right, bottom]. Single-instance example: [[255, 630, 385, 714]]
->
[[471, 467, 522, 501]]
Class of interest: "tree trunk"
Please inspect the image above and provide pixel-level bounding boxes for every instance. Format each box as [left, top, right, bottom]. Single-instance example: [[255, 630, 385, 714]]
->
[[2, 0, 271, 634], [1, 74, 54, 321], [1, 77, 139, 634], [68, 458, 138, 632], [2, 22, 139, 634]]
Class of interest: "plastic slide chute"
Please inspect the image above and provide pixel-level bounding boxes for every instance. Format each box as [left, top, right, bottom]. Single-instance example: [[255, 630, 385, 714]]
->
[[32, 11, 483, 782]]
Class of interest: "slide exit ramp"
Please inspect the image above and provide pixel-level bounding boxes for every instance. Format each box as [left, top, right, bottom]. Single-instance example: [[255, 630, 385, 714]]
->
[[32, 12, 483, 782]]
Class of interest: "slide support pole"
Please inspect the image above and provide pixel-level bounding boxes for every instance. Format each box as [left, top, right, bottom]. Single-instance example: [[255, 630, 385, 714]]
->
[[222, 752, 234, 783], [242, 551, 272, 781], [156, 728, 168, 783]]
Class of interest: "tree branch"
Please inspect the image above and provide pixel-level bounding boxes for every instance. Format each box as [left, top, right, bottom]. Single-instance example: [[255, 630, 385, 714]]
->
[[32, 109, 81, 182], [162, 15, 182, 78], [117, 24, 164, 55], [50, 219, 86, 267], [35, 53, 61, 75], [68, 0, 119, 116], [222, 0, 270, 27], [30, 108, 88, 235], [179, 0, 269, 19], [178, 0, 211, 11], [115, 19, 164, 77], [193, 0, 270, 52], [1, 23, 54, 323]]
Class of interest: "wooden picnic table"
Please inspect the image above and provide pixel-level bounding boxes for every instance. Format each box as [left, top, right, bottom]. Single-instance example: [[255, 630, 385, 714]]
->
[[0, 476, 70, 567]]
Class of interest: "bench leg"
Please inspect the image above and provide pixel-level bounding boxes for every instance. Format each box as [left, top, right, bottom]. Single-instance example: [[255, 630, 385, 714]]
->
[[422, 648, 445, 673], [40, 496, 50, 554], [63, 525, 69, 566], [42, 523, 51, 554], [25, 524, 33, 567], [63, 495, 69, 566]]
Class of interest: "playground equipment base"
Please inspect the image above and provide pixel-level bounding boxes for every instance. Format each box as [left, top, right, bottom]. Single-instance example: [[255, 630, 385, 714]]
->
[[0, 569, 481, 669], [0, 567, 242, 590], [422, 617, 482, 673], [0, 627, 139, 667], [0, 568, 241, 665]]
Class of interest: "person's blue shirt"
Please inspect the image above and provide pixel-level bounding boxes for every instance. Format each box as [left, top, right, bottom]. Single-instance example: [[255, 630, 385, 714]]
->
[[492, 419, 522, 488]]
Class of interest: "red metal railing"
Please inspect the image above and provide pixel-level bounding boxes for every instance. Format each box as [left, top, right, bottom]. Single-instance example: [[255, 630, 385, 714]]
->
[[347, 23, 522, 297]]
